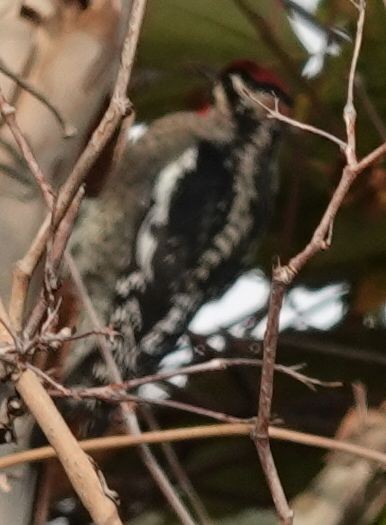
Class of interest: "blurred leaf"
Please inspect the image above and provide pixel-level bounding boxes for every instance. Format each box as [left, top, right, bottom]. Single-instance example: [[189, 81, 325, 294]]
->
[[134, 0, 304, 117]]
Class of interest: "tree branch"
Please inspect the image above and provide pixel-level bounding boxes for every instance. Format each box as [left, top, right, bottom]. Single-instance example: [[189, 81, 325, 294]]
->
[[0, 58, 75, 137], [0, 1, 150, 523], [66, 253, 199, 525], [253, 2, 375, 523], [15, 369, 122, 525], [0, 421, 385, 471]]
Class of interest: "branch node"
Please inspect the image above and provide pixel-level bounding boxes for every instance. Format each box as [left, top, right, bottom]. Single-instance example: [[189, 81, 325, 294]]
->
[[273, 265, 296, 285], [112, 95, 132, 116]]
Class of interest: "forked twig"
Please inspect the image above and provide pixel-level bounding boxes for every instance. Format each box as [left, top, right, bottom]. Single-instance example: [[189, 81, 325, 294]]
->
[[66, 256, 200, 525], [233, 80, 347, 150], [250, 2, 384, 524], [0, 1, 151, 523]]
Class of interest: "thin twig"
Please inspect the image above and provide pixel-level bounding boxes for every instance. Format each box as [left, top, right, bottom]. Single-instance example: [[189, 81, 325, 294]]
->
[[119, 394, 246, 424], [232, 77, 347, 150], [0, 1, 150, 522], [18, 1, 193, 521], [256, 281, 293, 524], [141, 406, 214, 525], [129, 410, 197, 525], [9, 214, 51, 332], [0, 88, 55, 206], [27, 364, 73, 399], [344, 0, 366, 167], [267, 102, 347, 149], [0, 110, 123, 524], [50, 382, 246, 425], [0, 421, 385, 471], [52, 0, 144, 229], [354, 142, 386, 173], [0, 58, 76, 137], [21, 189, 84, 341], [9, 0, 146, 334], [46, 356, 340, 398], [43, 355, 340, 427], [66, 255, 198, 525], [253, 2, 371, 523], [123, 357, 341, 390]]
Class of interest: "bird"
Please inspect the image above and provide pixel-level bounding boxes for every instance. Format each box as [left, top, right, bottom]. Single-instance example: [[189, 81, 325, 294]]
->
[[105, 59, 291, 377], [69, 59, 292, 393]]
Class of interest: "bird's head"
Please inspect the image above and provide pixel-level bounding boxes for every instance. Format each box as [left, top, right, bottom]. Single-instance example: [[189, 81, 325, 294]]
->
[[213, 59, 292, 121]]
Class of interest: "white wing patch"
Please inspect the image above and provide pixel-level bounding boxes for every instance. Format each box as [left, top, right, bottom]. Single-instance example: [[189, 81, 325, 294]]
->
[[136, 147, 198, 280]]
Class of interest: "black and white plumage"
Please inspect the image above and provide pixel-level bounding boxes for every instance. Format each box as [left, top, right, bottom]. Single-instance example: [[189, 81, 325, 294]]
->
[[97, 60, 292, 378]]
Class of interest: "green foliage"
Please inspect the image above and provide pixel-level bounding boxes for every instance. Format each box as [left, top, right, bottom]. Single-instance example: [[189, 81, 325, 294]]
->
[[134, 0, 303, 116]]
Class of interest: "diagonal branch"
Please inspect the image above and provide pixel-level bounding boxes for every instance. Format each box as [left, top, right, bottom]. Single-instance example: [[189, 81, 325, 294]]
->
[[16, 369, 122, 525], [0, 1, 151, 523], [8, 0, 148, 335], [0, 58, 75, 137], [0, 90, 55, 207], [66, 255, 200, 525], [253, 2, 376, 524]]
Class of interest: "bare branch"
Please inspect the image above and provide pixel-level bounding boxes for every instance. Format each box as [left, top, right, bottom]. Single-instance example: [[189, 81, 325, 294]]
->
[[0, 1, 150, 523], [9, 214, 51, 332], [53, 0, 147, 229], [344, 0, 366, 166], [0, 59, 75, 137], [22, 188, 85, 340], [120, 394, 246, 425], [354, 142, 386, 173], [66, 257, 199, 525], [232, 77, 347, 150], [15, 369, 122, 525], [255, 280, 293, 524], [0, 88, 55, 207], [82, 357, 341, 392], [9, 0, 148, 334], [2, 178, 122, 524], [0, 421, 385, 471], [252, 2, 374, 523], [140, 406, 213, 525]]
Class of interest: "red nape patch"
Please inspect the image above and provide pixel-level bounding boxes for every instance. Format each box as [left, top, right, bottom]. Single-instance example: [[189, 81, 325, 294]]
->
[[222, 59, 288, 95], [197, 103, 211, 116]]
